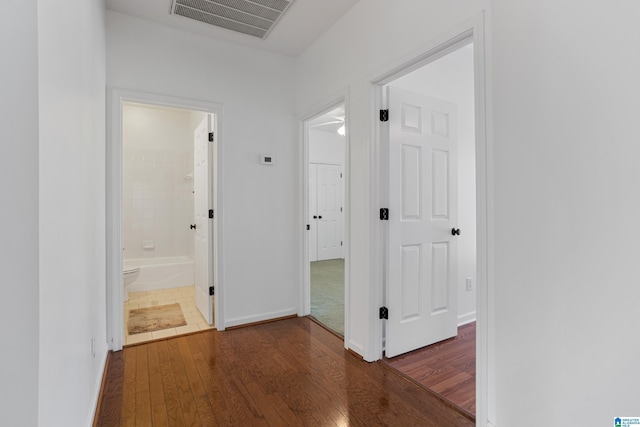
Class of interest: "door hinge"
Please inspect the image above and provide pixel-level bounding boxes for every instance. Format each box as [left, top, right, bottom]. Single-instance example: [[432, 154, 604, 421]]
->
[[341, 241, 343, 246], [208, 132, 214, 142], [306, 224, 310, 230], [380, 109, 389, 122], [380, 208, 389, 221], [340, 207, 343, 212], [209, 209, 214, 219], [379, 306, 389, 320], [340, 173, 343, 178], [209, 286, 215, 296]]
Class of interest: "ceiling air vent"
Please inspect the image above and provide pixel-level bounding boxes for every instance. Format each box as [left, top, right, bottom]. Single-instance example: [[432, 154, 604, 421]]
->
[[170, 0, 296, 39]]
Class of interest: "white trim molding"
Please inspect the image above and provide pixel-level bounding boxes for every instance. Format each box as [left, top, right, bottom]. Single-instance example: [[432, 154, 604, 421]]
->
[[224, 309, 298, 329], [106, 88, 224, 351], [87, 350, 109, 427], [458, 312, 477, 327], [297, 90, 352, 350], [369, 12, 495, 426]]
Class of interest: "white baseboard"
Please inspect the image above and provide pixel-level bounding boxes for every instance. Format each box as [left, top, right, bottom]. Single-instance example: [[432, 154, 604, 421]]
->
[[457, 311, 476, 326], [224, 308, 298, 328], [86, 348, 109, 427], [348, 339, 365, 358]]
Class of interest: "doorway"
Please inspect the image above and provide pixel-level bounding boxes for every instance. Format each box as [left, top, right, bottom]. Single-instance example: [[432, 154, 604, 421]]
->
[[380, 41, 478, 416], [120, 103, 216, 345], [305, 102, 347, 336], [107, 90, 223, 351]]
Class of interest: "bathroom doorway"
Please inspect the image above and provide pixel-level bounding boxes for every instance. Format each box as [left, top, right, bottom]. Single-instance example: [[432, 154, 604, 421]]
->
[[107, 90, 223, 351], [121, 102, 216, 345]]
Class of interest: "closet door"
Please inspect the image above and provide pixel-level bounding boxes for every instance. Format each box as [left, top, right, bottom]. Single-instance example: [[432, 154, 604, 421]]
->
[[385, 87, 458, 357], [310, 163, 343, 261], [315, 163, 343, 261], [309, 163, 318, 262]]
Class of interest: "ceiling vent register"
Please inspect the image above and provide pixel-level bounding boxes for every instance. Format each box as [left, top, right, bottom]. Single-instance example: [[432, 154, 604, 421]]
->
[[170, 0, 295, 39]]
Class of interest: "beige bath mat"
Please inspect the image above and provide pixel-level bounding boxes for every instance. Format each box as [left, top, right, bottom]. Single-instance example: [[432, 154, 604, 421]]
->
[[128, 303, 187, 335]]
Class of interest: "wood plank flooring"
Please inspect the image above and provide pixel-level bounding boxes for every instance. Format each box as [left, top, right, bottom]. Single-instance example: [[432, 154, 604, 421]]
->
[[384, 322, 476, 417], [95, 317, 473, 426]]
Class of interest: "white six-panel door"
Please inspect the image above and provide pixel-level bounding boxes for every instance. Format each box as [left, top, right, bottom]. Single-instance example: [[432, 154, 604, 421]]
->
[[385, 87, 458, 358], [194, 115, 213, 325], [317, 163, 343, 260], [309, 163, 343, 261]]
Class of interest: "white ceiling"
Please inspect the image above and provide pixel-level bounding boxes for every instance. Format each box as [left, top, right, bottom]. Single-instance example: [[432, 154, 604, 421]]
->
[[309, 104, 345, 133], [106, 0, 360, 56]]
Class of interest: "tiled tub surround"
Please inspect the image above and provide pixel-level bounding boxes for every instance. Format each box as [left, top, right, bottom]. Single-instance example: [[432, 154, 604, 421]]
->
[[124, 285, 214, 345], [122, 149, 193, 259], [122, 104, 200, 260]]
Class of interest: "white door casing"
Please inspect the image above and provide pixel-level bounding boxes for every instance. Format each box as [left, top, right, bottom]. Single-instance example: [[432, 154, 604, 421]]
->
[[194, 115, 213, 325], [385, 87, 458, 358], [310, 163, 343, 261]]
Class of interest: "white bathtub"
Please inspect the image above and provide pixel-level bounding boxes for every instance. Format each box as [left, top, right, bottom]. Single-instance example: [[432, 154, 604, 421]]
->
[[124, 256, 194, 292]]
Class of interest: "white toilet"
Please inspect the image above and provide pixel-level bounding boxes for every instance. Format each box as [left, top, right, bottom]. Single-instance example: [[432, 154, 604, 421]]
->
[[123, 265, 140, 302]]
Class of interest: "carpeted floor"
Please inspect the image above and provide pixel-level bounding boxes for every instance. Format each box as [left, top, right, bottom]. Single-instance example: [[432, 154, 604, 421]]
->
[[310, 258, 345, 335]]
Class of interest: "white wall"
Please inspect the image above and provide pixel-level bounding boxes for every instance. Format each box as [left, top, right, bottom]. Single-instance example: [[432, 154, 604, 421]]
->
[[0, 1, 40, 425], [299, 0, 640, 425], [107, 11, 298, 327], [309, 129, 345, 165], [391, 46, 476, 324], [296, 0, 488, 361], [37, 0, 108, 426], [122, 104, 194, 260], [491, 0, 640, 424]]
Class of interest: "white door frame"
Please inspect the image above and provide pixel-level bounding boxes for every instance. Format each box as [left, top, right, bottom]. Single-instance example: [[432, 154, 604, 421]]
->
[[106, 89, 225, 351], [298, 93, 350, 347], [370, 14, 494, 425]]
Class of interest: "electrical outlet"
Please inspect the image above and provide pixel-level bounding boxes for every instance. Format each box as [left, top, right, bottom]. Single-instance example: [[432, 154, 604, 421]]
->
[[466, 277, 473, 291]]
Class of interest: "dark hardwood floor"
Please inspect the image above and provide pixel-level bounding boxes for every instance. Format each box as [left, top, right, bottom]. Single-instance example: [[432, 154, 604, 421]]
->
[[95, 317, 474, 426], [384, 322, 476, 417]]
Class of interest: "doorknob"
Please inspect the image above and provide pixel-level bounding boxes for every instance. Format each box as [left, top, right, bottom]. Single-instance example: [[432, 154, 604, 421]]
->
[[451, 228, 460, 236], [318, 216, 323, 219], [313, 216, 318, 219], [190, 224, 197, 230]]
